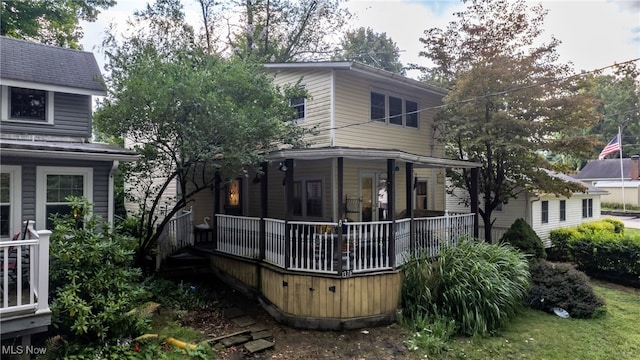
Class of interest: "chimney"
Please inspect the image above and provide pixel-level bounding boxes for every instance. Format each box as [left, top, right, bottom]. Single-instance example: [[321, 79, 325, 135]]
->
[[631, 155, 640, 180]]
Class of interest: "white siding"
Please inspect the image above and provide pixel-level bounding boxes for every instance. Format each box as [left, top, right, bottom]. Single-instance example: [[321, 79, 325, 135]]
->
[[531, 194, 601, 246]]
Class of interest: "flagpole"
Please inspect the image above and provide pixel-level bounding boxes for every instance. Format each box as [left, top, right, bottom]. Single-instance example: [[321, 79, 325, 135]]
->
[[619, 126, 626, 212]]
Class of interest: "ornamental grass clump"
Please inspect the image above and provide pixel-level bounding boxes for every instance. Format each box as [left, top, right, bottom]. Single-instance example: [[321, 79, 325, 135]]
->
[[402, 240, 531, 337]]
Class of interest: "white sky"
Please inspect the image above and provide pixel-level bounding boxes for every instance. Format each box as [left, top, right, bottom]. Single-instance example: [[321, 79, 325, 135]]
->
[[80, 0, 640, 78]]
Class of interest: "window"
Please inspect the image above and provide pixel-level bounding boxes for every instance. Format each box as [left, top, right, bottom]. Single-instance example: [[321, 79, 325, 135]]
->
[[291, 179, 322, 217], [415, 180, 428, 210], [369, 91, 419, 128], [0, 166, 21, 240], [541, 200, 549, 224], [290, 86, 306, 122], [36, 167, 92, 230], [582, 198, 593, 218], [370, 92, 386, 122], [1, 86, 54, 123], [389, 96, 403, 125], [560, 200, 566, 221]]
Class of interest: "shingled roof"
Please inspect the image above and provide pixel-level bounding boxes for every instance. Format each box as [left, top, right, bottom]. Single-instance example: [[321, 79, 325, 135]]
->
[[0, 36, 105, 94], [574, 157, 640, 181]]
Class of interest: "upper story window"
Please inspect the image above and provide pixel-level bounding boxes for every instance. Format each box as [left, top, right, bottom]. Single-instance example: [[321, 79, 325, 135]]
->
[[290, 85, 306, 122], [370, 91, 419, 128], [1, 86, 55, 124]]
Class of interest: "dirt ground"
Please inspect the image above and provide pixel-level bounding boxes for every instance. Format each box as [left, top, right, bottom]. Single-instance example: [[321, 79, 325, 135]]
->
[[181, 278, 415, 360]]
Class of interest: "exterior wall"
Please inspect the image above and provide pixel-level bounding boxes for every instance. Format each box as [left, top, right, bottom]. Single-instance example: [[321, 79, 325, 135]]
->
[[267, 69, 333, 147], [0, 90, 92, 139], [530, 194, 601, 246], [333, 72, 442, 157], [594, 185, 640, 206], [0, 156, 112, 231]]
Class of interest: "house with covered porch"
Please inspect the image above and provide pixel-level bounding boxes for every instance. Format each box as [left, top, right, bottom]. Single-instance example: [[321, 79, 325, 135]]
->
[[159, 62, 480, 329]]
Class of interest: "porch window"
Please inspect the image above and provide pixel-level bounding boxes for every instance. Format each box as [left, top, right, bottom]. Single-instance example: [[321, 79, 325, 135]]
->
[[370, 92, 386, 122], [415, 180, 428, 210], [1, 86, 54, 123], [293, 181, 302, 216], [0, 166, 21, 240], [560, 200, 566, 221], [306, 180, 322, 217], [36, 167, 93, 230], [541, 200, 548, 224], [0, 173, 10, 237], [582, 198, 593, 218]]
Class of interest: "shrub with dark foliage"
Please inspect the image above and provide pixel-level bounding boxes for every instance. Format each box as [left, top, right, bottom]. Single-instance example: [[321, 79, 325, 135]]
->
[[527, 259, 605, 318], [500, 218, 546, 259]]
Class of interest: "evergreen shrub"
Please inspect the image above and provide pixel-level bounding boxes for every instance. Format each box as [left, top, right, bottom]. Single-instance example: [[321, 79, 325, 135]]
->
[[500, 218, 546, 259]]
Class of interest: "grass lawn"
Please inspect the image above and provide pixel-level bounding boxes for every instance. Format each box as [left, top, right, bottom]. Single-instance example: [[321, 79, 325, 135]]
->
[[436, 281, 640, 359]]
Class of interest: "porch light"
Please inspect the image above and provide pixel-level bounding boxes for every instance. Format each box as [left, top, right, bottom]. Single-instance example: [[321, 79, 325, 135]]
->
[[278, 162, 288, 172]]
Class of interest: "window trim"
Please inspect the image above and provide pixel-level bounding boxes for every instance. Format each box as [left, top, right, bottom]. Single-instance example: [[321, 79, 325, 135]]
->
[[541, 200, 549, 224], [291, 178, 323, 218], [559, 199, 566, 221], [289, 84, 306, 124], [369, 89, 420, 129], [582, 198, 593, 218], [414, 179, 428, 210], [0, 165, 22, 240], [1, 85, 54, 124], [36, 167, 93, 229]]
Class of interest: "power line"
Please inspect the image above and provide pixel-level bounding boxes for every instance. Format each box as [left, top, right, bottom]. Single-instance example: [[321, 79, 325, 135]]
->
[[318, 57, 640, 133]]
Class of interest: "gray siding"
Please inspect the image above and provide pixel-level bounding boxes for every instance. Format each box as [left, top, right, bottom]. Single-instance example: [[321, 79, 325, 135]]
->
[[1, 157, 111, 226], [1, 92, 92, 138]]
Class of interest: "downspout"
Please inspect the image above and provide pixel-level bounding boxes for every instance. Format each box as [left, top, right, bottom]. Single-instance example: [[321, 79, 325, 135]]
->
[[330, 69, 336, 147], [528, 194, 541, 225], [108, 160, 119, 226]]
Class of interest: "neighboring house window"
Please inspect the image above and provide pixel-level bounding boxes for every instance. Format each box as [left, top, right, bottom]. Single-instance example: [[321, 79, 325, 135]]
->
[[582, 198, 593, 218], [415, 180, 428, 210], [369, 90, 419, 128], [36, 167, 93, 230], [290, 85, 306, 121], [541, 201, 549, 224], [1, 86, 54, 123], [292, 179, 323, 217], [0, 166, 21, 240], [560, 200, 566, 221]]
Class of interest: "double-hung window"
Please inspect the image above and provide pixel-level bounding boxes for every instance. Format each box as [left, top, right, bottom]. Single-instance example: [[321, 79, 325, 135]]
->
[[370, 91, 419, 128], [290, 85, 306, 122], [291, 179, 323, 218], [582, 198, 593, 218], [541, 201, 549, 224], [415, 180, 428, 210], [36, 167, 93, 230], [559, 200, 566, 221], [0, 166, 21, 240], [1, 86, 54, 124]]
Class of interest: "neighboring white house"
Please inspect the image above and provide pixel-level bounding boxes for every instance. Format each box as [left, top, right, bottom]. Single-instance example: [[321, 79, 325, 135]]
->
[[447, 171, 607, 246]]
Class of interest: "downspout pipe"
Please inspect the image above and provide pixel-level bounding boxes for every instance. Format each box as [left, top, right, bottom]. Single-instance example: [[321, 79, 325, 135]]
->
[[108, 160, 119, 226]]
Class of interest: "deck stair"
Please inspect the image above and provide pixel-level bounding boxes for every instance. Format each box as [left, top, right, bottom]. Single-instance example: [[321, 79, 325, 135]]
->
[[156, 247, 210, 276]]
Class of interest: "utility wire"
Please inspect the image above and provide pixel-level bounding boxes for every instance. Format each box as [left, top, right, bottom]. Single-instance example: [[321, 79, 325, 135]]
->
[[318, 57, 640, 133]]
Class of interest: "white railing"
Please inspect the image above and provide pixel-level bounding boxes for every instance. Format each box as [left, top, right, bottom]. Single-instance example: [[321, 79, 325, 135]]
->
[[265, 218, 286, 267], [478, 226, 509, 243], [395, 218, 411, 266], [413, 213, 474, 258], [344, 221, 392, 273], [216, 214, 260, 258], [1, 220, 50, 319], [288, 222, 338, 274], [156, 208, 194, 270]]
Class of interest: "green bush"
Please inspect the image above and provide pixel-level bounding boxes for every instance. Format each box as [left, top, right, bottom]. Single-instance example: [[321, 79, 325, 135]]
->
[[402, 240, 530, 337], [500, 218, 546, 259], [49, 197, 149, 344], [527, 260, 605, 318], [601, 218, 625, 234], [576, 220, 616, 235], [142, 277, 212, 312], [548, 228, 580, 261], [569, 233, 640, 281]]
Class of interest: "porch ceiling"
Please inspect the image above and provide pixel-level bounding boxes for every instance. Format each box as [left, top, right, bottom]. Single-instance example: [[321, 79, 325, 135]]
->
[[266, 147, 481, 169]]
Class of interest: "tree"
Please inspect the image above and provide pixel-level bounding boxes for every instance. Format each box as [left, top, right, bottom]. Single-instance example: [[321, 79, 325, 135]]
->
[[418, 0, 601, 242], [94, 1, 310, 267], [0, 0, 115, 48], [334, 27, 404, 74], [229, 0, 352, 62]]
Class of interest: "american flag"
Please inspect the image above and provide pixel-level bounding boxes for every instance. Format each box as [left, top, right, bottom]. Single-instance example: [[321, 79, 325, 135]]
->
[[598, 135, 621, 160]]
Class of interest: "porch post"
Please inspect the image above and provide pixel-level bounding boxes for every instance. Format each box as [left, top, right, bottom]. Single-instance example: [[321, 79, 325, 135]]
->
[[405, 162, 415, 254], [387, 159, 396, 267], [213, 171, 221, 250], [470, 167, 479, 239], [337, 157, 344, 274], [284, 158, 294, 269], [259, 162, 268, 260]]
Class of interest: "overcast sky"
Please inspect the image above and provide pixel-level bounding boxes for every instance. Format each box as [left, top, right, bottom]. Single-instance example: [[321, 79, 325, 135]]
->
[[80, 0, 640, 78]]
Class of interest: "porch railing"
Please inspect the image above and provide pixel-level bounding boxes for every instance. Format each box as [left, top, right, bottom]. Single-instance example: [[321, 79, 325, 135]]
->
[[156, 207, 194, 270], [1, 221, 51, 319], [214, 212, 475, 276]]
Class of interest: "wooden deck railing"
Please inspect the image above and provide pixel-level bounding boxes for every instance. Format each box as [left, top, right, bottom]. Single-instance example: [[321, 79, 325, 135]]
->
[[156, 208, 194, 270], [0, 221, 51, 319], [212, 213, 475, 276]]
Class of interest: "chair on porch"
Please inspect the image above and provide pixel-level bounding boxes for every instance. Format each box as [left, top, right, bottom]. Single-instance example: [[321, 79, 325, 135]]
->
[[0, 231, 30, 288]]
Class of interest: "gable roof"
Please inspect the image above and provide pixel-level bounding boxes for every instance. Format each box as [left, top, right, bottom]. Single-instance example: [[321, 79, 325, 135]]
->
[[574, 158, 637, 181], [264, 61, 448, 96], [0, 36, 105, 95], [544, 169, 607, 195]]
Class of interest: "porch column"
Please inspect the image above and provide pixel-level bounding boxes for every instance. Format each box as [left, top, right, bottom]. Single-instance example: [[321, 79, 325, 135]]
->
[[470, 167, 479, 239], [387, 159, 396, 267], [405, 162, 415, 254], [284, 158, 294, 268], [213, 171, 221, 250], [337, 157, 344, 222], [259, 162, 268, 260]]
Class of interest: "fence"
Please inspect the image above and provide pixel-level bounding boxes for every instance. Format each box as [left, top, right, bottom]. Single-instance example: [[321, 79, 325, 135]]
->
[[156, 208, 194, 270]]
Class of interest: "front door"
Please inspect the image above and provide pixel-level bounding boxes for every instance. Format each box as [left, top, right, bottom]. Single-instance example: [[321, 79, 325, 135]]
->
[[360, 172, 388, 222]]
